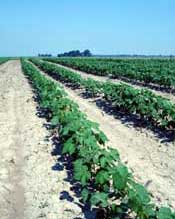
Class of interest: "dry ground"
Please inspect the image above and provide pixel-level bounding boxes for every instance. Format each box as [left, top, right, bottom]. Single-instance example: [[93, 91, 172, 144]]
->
[[34, 61, 175, 208], [0, 61, 84, 219], [0, 60, 174, 219], [52, 62, 175, 103]]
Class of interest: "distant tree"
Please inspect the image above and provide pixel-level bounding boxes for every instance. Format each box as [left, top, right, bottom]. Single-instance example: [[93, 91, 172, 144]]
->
[[57, 49, 92, 57], [68, 50, 81, 57], [82, 49, 92, 57], [38, 53, 52, 57]]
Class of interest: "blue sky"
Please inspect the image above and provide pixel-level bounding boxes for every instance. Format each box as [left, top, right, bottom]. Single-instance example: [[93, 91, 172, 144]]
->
[[0, 0, 175, 56]]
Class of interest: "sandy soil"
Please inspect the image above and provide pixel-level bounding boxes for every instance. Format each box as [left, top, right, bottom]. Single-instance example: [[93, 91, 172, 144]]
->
[[0, 61, 84, 219], [52, 62, 175, 103], [34, 62, 175, 209]]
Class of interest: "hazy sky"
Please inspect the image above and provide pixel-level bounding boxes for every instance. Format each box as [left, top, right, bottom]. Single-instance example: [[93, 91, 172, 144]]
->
[[0, 0, 175, 56]]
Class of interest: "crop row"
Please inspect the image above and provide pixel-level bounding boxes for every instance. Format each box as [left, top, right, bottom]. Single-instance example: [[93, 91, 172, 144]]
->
[[44, 57, 175, 88], [30, 58, 175, 132], [0, 58, 9, 65], [22, 59, 175, 219]]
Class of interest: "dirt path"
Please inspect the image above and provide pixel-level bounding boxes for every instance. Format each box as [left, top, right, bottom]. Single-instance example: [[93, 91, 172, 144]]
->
[[34, 63, 175, 208], [0, 61, 84, 219], [50, 62, 175, 103]]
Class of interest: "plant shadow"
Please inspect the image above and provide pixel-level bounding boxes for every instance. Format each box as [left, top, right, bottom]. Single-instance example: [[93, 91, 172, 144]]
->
[[51, 136, 97, 219], [33, 101, 97, 219], [110, 75, 175, 94], [80, 90, 175, 143], [29, 63, 175, 143], [25, 73, 132, 219]]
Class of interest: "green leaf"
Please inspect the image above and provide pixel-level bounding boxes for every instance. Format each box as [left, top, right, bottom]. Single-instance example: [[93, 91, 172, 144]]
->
[[95, 130, 108, 145], [81, 188, 90, 202], [128, 182, 153, 217], [157, 207, 175, 219], [62, 140, 76, 155], [95, 170, 110, 185], [74, 159, 91, 186], [112, 164, 129, 190], [51, 115, 59, 126], [108, 148, 120, 161], [96, 149, 119, 168], [90, 192, 108, 208]]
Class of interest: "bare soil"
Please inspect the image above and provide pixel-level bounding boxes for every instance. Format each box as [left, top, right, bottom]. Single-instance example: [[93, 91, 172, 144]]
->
[[53, 62, 175, 103], [0, 61, 84, 219], [35, 62, 175, 209]]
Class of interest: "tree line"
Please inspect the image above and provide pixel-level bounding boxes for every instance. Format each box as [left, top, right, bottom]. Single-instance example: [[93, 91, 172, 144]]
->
[[38, 49, 92, 57], [57, 49, 92, 57]]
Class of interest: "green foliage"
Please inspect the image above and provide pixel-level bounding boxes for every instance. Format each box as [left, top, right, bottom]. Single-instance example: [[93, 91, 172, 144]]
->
[[83, 78, 103, 96], [157, 207, 175, 219], [112, 164, 130, 191], [21, 58, 175, 219], [94, 148, 120, 169], [81, 188, 90, 202], [0, 58, 9, 65], [128, 182, 155, 219], [45, 57, 175, 87], [73, 159, 91, 186], [62, 139, 76, 155], [95, 170, 110, 185], [50, 115, 59, 126], [90, 192, 109, 208], [103, 82, 175, 129], [30, 58, 175, 131]]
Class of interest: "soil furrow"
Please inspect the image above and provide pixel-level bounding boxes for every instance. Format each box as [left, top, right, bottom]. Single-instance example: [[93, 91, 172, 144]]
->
[[50, 62, 175, 103], [0, 60, 84, 219], [33, 62, 175, 208]]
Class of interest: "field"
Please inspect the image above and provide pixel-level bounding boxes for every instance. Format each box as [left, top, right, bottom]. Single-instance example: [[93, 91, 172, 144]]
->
[[45, 57, 175, 89], [0, 58, 175, 219]]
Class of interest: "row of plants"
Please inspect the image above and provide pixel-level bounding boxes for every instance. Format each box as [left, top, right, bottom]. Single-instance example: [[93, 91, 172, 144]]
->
[[30, 58, 175, 131], [22, 59, 175, 219], [44, 57, 175, 88], [0, 58, 9, 65]]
